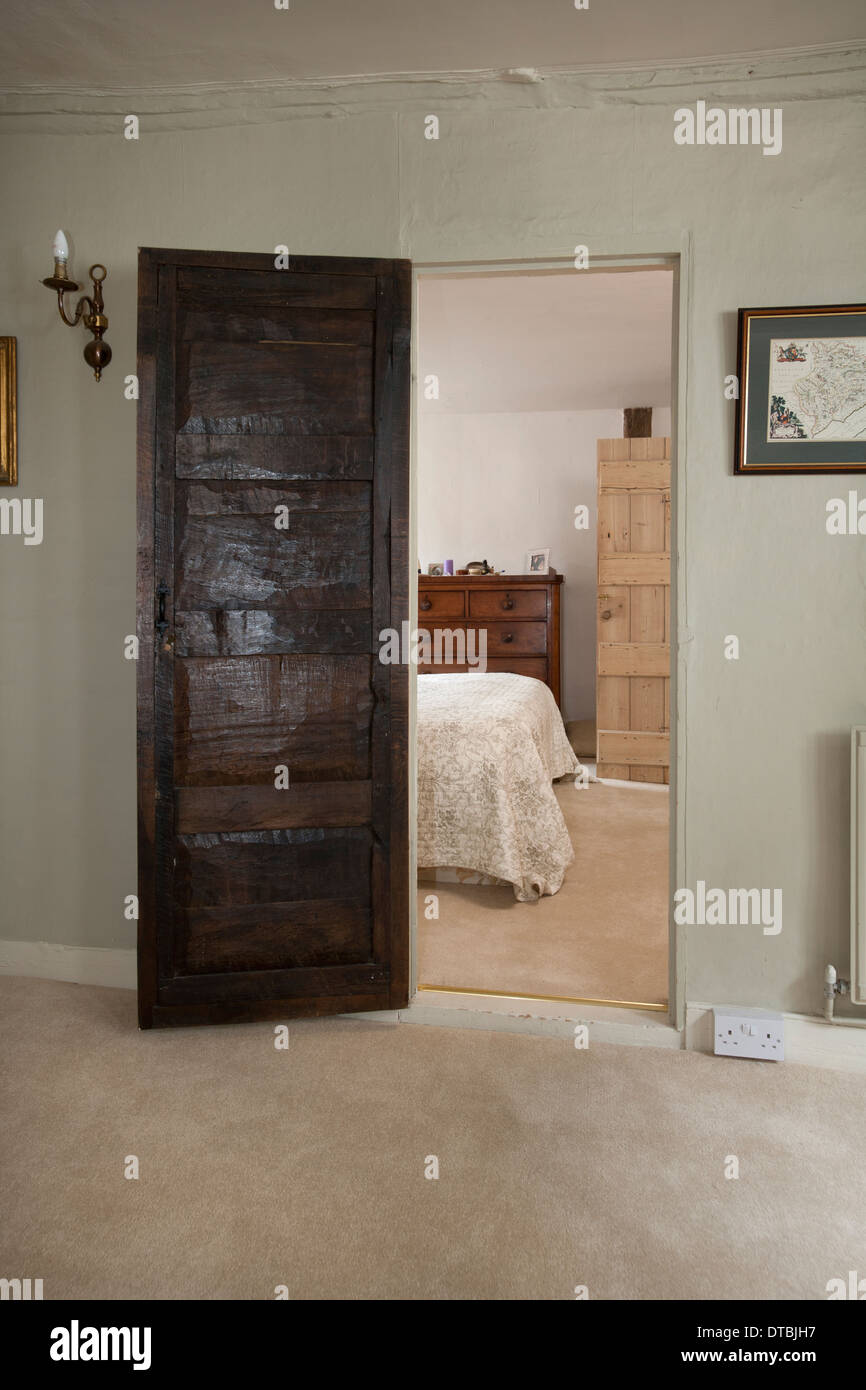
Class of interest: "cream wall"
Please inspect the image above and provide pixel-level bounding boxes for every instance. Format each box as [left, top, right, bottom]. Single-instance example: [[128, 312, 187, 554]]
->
[[0, 52, 864, 1017], [417, 407, 671, 720]]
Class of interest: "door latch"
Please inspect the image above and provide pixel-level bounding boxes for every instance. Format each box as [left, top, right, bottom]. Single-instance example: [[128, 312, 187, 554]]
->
[[156, 583, 170, 638]]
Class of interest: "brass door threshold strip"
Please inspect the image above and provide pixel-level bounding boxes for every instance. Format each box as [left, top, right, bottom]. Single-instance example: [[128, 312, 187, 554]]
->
[[416, 983, 668, 1012]]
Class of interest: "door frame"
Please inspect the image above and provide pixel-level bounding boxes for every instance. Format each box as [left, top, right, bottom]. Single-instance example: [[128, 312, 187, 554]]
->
[[408, 241, 690, 1031]]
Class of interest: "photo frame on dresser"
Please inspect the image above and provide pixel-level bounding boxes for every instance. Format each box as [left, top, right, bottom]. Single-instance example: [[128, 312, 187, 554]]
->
[[734, 304, 866, 474]]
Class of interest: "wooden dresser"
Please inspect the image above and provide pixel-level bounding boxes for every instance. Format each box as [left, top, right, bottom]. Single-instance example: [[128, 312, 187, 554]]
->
[[417, 571, 563, 706]]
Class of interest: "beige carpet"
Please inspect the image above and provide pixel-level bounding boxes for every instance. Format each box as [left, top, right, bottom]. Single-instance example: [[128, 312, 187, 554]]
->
[[419, 780, 668, 1004], [2, 975, 866, 1301]]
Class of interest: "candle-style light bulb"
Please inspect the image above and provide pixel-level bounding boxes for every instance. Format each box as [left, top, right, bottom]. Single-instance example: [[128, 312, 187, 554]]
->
[[53, 229, 69, 261]]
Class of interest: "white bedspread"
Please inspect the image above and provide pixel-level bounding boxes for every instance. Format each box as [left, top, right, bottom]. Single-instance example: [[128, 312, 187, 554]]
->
[[416, 672, 580, 901]]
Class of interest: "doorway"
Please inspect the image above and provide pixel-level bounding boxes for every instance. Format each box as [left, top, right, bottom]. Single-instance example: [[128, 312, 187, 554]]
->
[[411, 258, 678, 1016]]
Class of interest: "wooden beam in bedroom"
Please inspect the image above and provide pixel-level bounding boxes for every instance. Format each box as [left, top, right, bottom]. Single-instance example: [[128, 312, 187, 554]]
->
[[624, 406, 653, 438]]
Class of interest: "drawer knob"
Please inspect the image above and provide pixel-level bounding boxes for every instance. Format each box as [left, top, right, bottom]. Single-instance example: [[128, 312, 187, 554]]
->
[[601, 609, 611, 621], [420, 597, 432, 611], [502, 633, 514, 643], [502, 595, 514, 610]]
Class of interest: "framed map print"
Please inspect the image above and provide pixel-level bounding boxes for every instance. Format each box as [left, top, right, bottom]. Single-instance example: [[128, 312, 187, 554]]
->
[[734, 305, 866, 474]]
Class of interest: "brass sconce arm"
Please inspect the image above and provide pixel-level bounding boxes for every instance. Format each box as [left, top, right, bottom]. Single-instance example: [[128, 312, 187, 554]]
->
[[42, 244, 111, 382], [54, 285, 94, 328]]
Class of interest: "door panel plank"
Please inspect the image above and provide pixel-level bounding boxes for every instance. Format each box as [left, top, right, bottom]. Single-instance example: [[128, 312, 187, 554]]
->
[[597, 438, 631, 463], [179, 901, 373, 975], [597, 730, 670, 765], [179, 479, 370, 516], [630, 677, 667, 733], [176, 266, 377, 310], [150, 991, 388, 1028], [177, 828, 372, 907], [598, 643, 669, 677], [598, 458, 669, 489], [175, 609, 371, 657], [629, 492, 667, 553], [181, 307, 375, 346], [175, 512, 371, 612], [597, 675, 629, 730], [159, 963, 389, 1006], [629, 585, 666, 643], [179, 340, 373, 435], [599, 553, 668, 586], [176, 781, 373, 833], [598, 587, 629, 642], [175, 434, 374, 480], [598, 493, 630, 552], [175, 654, 373, 785]]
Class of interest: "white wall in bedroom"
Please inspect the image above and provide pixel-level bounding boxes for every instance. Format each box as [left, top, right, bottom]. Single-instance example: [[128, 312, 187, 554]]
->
[[417, 406, 672, 721]]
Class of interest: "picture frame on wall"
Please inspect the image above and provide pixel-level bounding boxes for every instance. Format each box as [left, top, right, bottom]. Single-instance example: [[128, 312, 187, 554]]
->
[[0, 337, 17, 487], [525, 547, 550, 574], [734, 304, 866, 474]]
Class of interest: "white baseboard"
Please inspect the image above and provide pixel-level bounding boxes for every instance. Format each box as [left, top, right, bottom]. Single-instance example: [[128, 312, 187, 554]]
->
[[687, 1002, 866, 1074], [6, 942, 862, 1072], [0, 939, 136, 990]]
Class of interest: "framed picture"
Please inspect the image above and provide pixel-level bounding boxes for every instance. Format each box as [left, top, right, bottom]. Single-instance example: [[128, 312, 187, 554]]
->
[[734, 305, 866, 474], [427, 563, 444, 576], [525, 547, 550, 574], [0, 337, 17, 487]]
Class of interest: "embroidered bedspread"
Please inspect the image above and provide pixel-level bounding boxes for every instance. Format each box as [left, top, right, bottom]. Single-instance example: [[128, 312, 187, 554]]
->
[[416, 672, 580, 901]]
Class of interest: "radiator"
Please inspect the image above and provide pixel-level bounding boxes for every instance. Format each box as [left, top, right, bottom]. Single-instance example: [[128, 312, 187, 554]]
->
[[852, 728, 866, 1006]]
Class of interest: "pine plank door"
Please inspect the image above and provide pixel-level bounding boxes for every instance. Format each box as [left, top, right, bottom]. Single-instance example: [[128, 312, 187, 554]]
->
[[596, 437, 671, 783], [136, 249, 410, 1028]]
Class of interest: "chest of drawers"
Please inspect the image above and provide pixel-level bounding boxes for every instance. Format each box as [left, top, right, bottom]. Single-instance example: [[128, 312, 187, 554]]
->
[[417, 571, 563, 706]]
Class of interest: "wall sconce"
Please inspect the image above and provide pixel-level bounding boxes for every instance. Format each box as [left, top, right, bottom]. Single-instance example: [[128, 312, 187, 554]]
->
[[41, 230, 112, 382]]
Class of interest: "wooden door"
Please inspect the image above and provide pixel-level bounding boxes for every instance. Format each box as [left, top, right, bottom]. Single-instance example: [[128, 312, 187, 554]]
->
[[136, 249, 410, 1028], [596, 437, 670, 782]]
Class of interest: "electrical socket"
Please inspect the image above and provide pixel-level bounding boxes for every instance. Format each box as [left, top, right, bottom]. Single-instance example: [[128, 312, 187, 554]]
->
[[713, 1006, 784, 1062]]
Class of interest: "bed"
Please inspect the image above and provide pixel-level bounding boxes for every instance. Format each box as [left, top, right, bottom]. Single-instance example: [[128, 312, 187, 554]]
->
[[416, 671, 581, 901]]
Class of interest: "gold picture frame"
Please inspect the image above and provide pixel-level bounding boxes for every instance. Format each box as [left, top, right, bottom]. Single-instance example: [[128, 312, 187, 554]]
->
[[0, 337, 18, 487], [735, 305, 866, 474]]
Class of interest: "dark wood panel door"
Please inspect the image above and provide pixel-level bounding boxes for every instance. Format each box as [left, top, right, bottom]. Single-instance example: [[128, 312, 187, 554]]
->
[[137, 249, 410, 1028]]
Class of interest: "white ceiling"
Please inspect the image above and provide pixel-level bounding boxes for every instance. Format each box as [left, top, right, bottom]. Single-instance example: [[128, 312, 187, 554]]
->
[[418, 270, 673, 415], [2, 0, 864, 89]]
